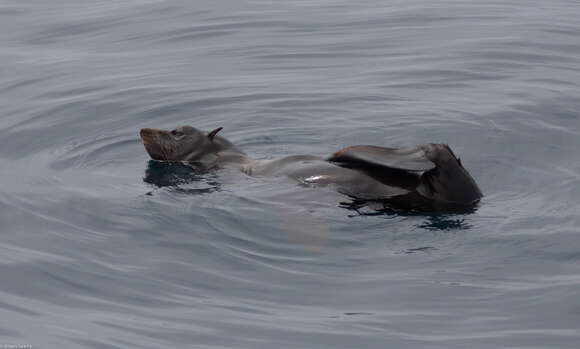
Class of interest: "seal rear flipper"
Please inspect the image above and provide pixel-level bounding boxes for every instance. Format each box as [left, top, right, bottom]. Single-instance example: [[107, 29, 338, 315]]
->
[[327, 145, 436, 172]]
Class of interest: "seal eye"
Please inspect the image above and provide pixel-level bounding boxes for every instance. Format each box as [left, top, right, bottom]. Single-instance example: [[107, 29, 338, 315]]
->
[[171, 130, 184, 138]]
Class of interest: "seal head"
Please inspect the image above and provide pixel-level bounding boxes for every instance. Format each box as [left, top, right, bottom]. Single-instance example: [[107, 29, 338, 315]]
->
[[140, 126, 244, 169]]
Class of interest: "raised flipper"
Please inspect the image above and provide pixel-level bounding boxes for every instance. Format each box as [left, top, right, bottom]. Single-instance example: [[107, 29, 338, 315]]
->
[[327, 145, 436, 172], [328, 144, 482, 206]]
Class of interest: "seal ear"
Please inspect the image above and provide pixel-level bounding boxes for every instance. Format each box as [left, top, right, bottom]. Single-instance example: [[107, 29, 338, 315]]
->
[[207, 127, 223, 141]]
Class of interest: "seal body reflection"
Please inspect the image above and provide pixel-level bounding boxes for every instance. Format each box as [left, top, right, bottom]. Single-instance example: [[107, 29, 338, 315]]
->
[[140, 126, 483, 211]]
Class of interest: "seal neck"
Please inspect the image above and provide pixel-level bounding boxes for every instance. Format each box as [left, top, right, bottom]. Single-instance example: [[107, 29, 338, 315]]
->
[[213, 148, 254, 170], [217, 152, 249, 164]]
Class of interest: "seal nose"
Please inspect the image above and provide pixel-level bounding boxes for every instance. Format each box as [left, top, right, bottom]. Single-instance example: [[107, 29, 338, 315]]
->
[[140, 128, 162, 143], [140, 128, 154, 139]]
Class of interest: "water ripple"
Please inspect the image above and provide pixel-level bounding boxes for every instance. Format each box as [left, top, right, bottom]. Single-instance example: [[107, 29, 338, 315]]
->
[[2, 0, 580, 348]]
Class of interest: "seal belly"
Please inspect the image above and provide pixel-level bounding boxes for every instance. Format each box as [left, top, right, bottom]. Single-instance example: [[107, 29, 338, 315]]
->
[[251, 157, 410, 200]]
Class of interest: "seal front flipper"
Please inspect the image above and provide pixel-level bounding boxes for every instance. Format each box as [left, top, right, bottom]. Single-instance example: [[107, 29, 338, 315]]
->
[[327, 145, 435, 172]]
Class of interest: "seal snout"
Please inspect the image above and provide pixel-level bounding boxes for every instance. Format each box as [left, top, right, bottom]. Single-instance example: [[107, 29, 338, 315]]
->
[[139, 128, 156, 140], [139, 128, 168, 161], [140, 128, 164, 146]]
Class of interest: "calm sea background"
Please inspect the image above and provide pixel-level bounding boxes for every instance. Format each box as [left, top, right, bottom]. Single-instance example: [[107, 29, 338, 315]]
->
[[1, 1, 580, 348]]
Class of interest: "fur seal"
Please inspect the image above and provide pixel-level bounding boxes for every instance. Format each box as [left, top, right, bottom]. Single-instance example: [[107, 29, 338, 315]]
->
[[140, 126, 483, 211]]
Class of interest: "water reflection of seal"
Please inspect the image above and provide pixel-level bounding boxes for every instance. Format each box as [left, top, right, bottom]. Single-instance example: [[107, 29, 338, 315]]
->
[[140, 126, 483, 211]]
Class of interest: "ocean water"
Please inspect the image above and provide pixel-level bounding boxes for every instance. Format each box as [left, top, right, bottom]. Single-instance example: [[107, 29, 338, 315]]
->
[[1, 0, 580, 348]]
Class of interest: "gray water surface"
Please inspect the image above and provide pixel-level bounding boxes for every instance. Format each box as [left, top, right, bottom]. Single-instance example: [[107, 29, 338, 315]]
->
[[1, 1, 580, 348]]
